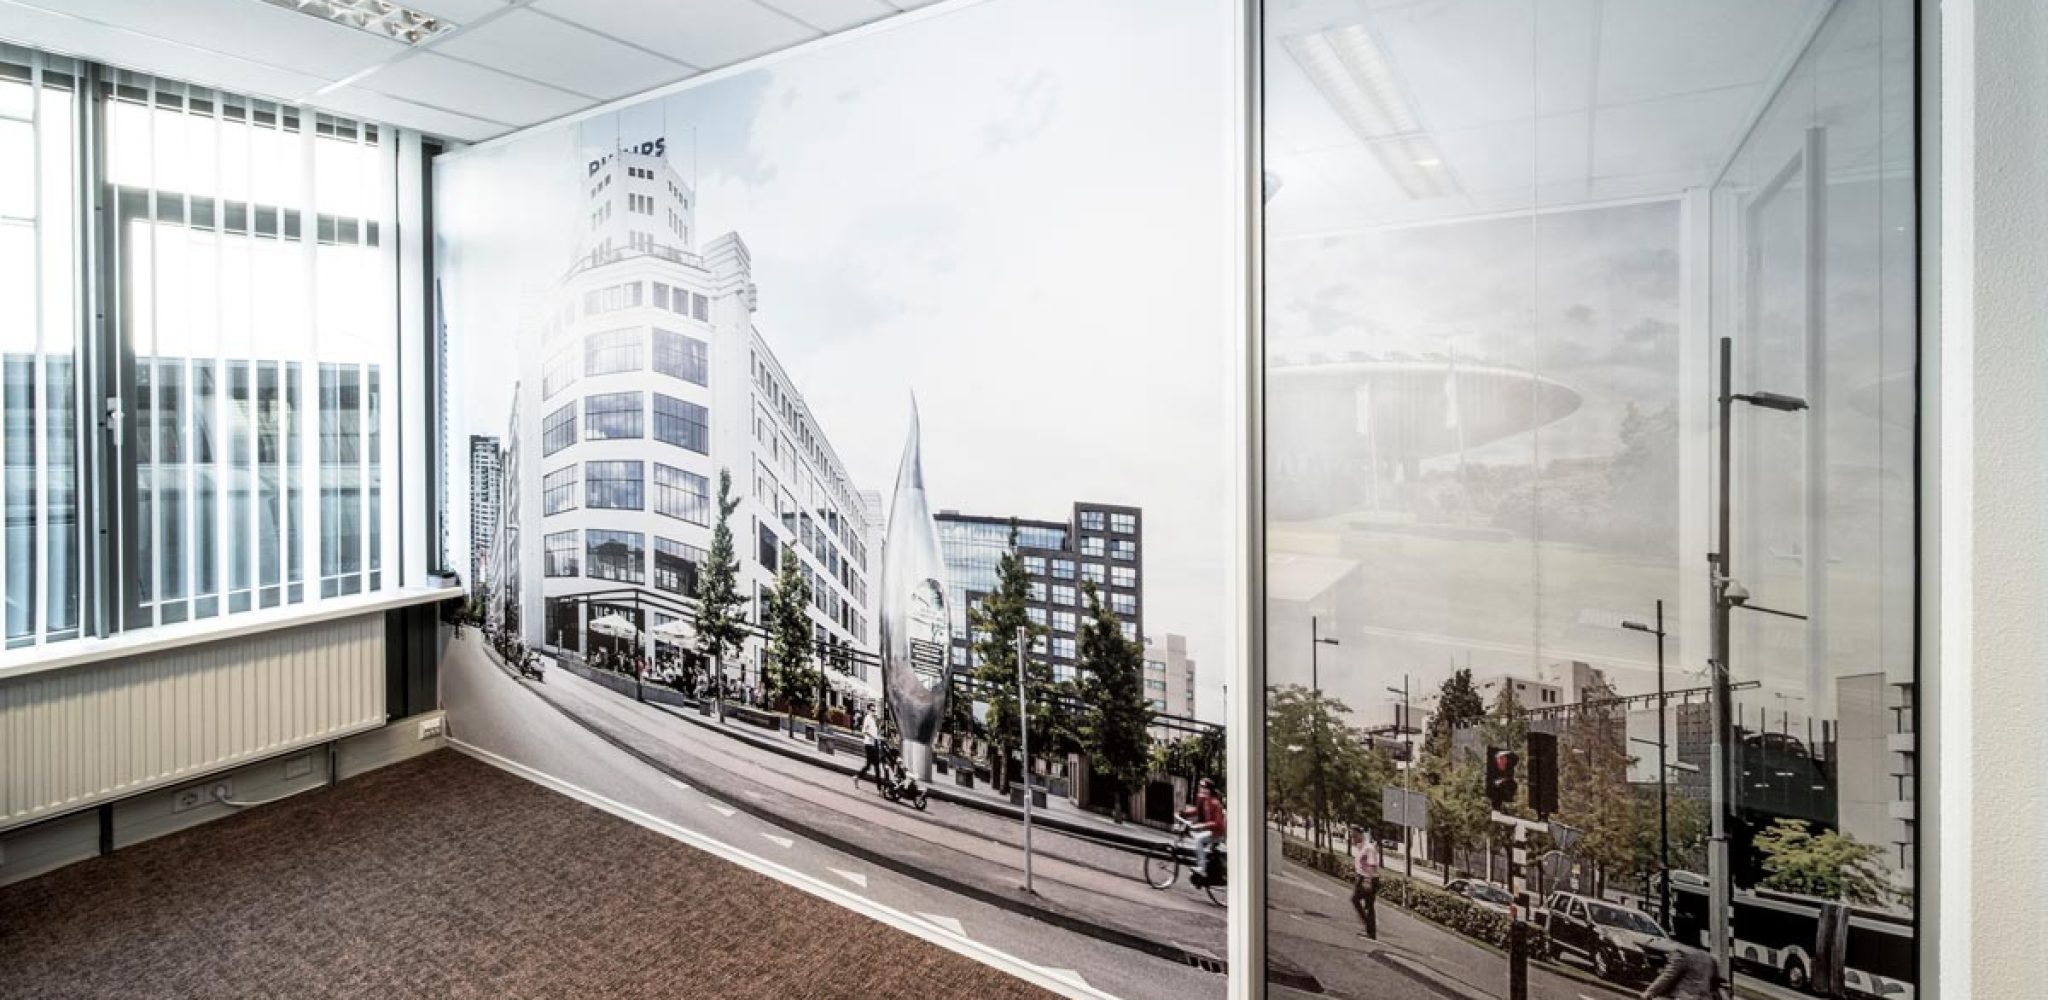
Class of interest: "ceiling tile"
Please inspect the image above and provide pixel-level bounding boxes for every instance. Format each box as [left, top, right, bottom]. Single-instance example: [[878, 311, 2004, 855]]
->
[[755, 0, 899, 34], [309, 85, 506, 142], [26, 0, 405, 83], [534, 0, 817, 70], [354, 50, 590, 127], [431, 8, 692, 100], [0, 0, 332, 102], [408, 0, 517, 23]]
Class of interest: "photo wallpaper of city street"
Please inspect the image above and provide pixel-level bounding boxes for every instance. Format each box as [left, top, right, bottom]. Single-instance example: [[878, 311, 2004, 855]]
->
[[432, 1, 1237, 997], [1261, 2, 1918, 999]]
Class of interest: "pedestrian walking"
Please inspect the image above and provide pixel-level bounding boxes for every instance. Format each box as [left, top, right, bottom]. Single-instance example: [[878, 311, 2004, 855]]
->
[[854, 708, 884, 788], [1640, 942, 1729, 1000], [1350, 827, 1381, 940]]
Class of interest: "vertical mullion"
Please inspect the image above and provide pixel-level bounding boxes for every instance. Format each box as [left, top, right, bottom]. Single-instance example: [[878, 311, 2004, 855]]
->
[[211, 90, 228, 619], [27, 52, 44, 646], [244, 102, 258, 610], [176, 85, 195, 622], [298, 109, 317, 603], [144, 73, 160, 630]]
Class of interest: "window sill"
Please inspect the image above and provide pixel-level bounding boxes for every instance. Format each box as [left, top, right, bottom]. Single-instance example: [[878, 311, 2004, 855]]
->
[[0, 584, 464, 683]]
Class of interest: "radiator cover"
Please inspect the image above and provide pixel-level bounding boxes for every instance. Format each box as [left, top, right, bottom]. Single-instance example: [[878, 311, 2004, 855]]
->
[[0, 613, 387, 832]]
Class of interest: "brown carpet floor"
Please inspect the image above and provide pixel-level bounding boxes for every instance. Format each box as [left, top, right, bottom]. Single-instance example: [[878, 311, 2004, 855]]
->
[[0, 750, 1055, 1000]]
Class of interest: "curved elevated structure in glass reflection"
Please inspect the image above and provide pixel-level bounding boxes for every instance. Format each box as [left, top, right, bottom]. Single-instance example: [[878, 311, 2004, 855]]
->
[[1267, 350, 1582, 521]]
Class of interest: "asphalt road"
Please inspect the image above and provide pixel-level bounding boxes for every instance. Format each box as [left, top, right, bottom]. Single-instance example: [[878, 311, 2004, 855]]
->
[[1266, 853, 1639, 1000], [443, 628, 1222, 1000]]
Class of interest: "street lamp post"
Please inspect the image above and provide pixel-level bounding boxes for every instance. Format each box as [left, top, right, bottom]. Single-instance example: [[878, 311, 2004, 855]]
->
[[1710, 335, 1808, 980], [1311, 617, 1341, 853], [1623, 600, 1670, 929], [1387, 674, 1414, 908]]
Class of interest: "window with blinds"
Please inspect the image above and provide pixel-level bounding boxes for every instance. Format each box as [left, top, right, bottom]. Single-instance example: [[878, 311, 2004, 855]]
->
[[0, 43, 409, 650]]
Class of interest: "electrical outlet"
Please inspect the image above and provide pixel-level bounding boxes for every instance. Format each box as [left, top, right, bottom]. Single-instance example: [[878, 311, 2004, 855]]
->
[[284, 755, 312, 780], [172, 786, 206, 813], [209, 781, 232, 805], [418, 717, 445, 741]]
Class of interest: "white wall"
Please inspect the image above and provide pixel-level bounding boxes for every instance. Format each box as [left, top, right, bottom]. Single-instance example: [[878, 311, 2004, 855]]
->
[[1941, 0, 2048, 995]]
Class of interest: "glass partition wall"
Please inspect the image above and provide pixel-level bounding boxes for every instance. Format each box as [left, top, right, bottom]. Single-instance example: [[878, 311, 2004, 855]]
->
[[1259, 2, 1918, 998]]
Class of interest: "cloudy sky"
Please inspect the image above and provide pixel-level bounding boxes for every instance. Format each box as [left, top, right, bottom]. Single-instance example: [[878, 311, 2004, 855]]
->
[[438, 0, 1239, 721]]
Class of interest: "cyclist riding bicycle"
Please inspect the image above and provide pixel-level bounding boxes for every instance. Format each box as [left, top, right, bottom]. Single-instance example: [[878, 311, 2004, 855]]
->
[[1186, 777, 1227, 881]]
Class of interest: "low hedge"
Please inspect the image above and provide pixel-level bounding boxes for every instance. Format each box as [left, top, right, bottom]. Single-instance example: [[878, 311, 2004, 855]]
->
[[1281, 841, 1548, 954]]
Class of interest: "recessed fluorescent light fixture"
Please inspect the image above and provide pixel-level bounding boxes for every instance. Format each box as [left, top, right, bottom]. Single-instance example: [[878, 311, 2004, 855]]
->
[[257, 0, 455, 46], [1284, 23, 1461, 200]]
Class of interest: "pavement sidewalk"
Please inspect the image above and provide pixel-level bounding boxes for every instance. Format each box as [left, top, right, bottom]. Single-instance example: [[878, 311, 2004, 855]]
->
[[514, 656, 1237, 974]]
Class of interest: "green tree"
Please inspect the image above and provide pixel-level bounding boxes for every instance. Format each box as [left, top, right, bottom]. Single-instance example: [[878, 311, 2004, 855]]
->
[[763, 543, 818, 714], [1076, 582, 1154, 819], [1154, 726, 1226, 796], [1261, 680, 1376, 852], [968, 522, 1049, 791], [1754, 819, 1896, 906], [695, 469, 749, 701], [1418, 669, 1488, 860], [1556, 678, 1634, 894]]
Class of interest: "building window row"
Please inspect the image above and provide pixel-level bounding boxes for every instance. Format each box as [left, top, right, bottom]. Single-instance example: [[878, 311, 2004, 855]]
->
[[653, 328, 709, 385], [586, 460, 643, 510], [541, 403, 577, 457], [583, 281, 643, 316], [542, 344, 577, 399], [627, 192, 653, 215], [654, 536, 705, 597], [587, 529, 645, 583], [585, 391, 642, 440], [653, 463, 712, 526], [1111, 512, 1136, 534], [586, 327, 643, 376], [653, 281, 710, 323], [542, 465, 579, 515]]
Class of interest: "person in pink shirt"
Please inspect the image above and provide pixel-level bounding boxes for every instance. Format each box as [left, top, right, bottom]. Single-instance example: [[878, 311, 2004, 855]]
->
[[1350, 826, 1382, 940]]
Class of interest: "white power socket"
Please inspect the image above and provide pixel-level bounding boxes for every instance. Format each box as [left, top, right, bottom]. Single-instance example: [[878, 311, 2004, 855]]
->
[[418, 717, 445, 741], [172, 786, 206, 813]]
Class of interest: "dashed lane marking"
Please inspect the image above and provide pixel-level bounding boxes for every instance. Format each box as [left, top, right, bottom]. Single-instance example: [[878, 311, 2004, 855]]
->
[[761, 833, 795, 849], [830, 868, 869, 889], [707, 803, 737, 818], [917, 912, 967, 937]]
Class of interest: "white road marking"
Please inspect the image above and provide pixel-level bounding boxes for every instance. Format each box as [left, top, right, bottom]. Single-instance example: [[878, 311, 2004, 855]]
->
[[1034, 966, 1090, 990], [761, 833, 795, 849], [707, 803, 737, 818], [1276, 871, 1337, 898], [668, 779, 691, 793], [918, 912, 967, 937], [831, 868, 869, 889]]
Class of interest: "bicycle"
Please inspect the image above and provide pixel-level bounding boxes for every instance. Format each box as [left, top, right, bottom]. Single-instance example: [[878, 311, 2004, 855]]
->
[[1143, 816, 1227, 906]]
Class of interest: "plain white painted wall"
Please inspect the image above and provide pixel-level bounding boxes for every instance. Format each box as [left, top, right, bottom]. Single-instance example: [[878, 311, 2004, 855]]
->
[[1943, 0, 2048, 995]]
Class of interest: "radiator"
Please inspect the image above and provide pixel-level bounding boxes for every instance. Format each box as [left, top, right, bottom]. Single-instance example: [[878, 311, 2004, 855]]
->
[[0, 613, 387, 832]]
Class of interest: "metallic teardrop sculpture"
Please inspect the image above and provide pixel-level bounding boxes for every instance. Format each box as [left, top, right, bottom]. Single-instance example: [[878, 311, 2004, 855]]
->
[[877, 400, 950, 781]]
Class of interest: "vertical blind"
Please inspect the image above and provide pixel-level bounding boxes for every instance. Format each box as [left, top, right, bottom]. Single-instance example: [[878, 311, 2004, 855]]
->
[[0, 46, 81, 650], [0, 44, 405, 651]]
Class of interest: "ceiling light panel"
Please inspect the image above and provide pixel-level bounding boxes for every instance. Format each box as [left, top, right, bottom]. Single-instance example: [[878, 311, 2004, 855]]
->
[[255, 0, 458, 46], [1283, 23, 1462, 201]]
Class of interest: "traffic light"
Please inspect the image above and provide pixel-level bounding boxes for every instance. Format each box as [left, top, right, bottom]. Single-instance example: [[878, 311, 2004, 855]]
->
[[1526, 731, 1558, 818], [1485, 746, 1519, 812]]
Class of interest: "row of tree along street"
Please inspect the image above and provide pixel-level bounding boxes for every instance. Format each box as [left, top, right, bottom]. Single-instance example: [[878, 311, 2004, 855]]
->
[[467, 468, 1218, 823], [1268, 668, 1903, 922]]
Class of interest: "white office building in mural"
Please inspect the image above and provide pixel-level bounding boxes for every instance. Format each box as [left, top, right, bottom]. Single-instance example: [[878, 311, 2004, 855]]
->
[[499, 144, 876, 688]]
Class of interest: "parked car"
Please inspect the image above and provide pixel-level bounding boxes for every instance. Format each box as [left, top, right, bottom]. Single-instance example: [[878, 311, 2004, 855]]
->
[[1444, 879, 1513, 914], [1539, 891, 1677, 985]]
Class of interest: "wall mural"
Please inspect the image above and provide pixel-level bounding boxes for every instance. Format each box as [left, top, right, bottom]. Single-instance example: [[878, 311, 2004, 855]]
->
[[435, 2, 1236, 996]]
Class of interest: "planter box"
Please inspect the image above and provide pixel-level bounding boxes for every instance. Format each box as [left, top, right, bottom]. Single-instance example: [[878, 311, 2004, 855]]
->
[[1009, 785, 1049, 809], [953, 768, 975, 789]]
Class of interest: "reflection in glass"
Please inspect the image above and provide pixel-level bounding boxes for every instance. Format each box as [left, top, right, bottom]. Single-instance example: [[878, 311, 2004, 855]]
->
[[1261, 2, 1917, 997]]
